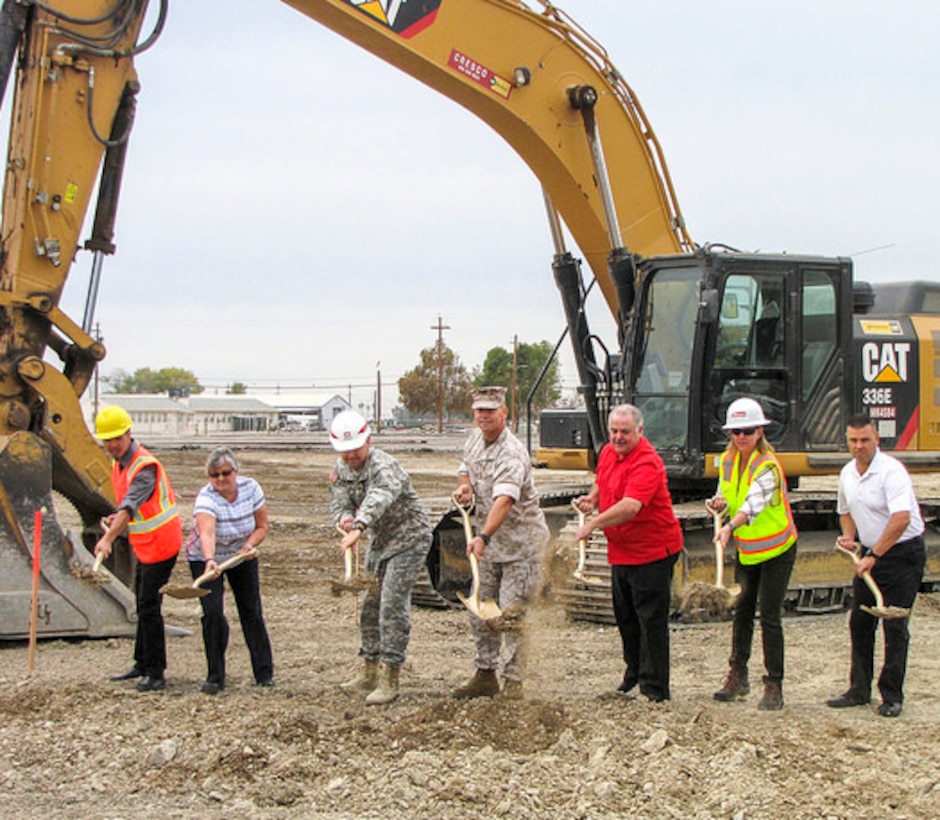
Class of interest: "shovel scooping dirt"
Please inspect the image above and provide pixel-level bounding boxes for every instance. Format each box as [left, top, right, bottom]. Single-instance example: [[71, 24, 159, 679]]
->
[[836, 541, 911, 619], [678, 504, 739, 620], [160, 549, 258, 599], [452, 495, 502, 621], [71, 552, 112, 587], [329, 523, 375, 596], [569, 500, 605, 586]]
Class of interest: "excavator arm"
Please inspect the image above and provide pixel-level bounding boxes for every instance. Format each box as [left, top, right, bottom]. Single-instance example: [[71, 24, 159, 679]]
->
[[281, 0, 693, 311], [0, 0, 155, 637], [0, 0, 691, 638]]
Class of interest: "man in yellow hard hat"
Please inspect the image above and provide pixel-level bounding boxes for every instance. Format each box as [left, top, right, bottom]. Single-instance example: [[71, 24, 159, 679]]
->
[[94, 405, 183, 692]]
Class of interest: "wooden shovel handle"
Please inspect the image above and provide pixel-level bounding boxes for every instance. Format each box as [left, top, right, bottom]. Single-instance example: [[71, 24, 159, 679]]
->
[[193, 547, 258, 588], [570, 500, 588, 578], [709, 507, 725, 588], [453, 493, 481, 607], [835, 542, 887, 610]]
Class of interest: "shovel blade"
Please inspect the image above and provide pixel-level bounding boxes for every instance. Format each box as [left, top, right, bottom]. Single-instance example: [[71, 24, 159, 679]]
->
[[330, 577, 374, 596], [477, 599, 503, 620], [861, 604, 910, 620], [456, 589, 477, 615], [70, 565, 113, 587], [160, 584, 210, 599], [457, 590, 502, 620]]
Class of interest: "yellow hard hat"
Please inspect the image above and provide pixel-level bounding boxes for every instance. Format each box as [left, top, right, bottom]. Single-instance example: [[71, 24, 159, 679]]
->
[[95, 405, 133, 440]]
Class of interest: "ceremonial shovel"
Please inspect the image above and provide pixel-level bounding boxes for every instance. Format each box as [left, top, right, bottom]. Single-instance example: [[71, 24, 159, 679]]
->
[[453, 494, 502, 621], [160, 548, 258, 599], [836, 541, 910, 619]]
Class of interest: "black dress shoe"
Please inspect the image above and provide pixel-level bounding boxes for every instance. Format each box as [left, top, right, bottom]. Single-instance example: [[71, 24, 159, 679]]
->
[[201, 680, 223, 695], [878, 701, 902, 718], [826, 691, 870, 708], [257, 678, 274, 688], [617, 673, 637, 693], [136, 675, 166, 692], [110, 665, 144, 681]]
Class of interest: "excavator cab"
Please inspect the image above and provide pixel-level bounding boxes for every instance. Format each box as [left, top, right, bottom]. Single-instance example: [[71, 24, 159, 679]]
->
[[624, 251, 855, 495]]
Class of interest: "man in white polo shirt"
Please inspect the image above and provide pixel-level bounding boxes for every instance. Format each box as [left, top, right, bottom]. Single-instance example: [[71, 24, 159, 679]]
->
[[827, 413, 926, 718]]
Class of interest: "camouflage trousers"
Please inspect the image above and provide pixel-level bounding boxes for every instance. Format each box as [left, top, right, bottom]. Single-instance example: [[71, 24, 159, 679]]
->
[[358, 545, 427, 668], [472, 555, 541, 682]]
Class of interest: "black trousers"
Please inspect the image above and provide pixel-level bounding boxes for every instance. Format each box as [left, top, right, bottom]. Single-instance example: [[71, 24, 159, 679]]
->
[[189, 558, 274, 685], [848, 535, 925, 704], [611, 552, 679, 701], [133, 554, 177, 678], [730, 543, 797, 682]]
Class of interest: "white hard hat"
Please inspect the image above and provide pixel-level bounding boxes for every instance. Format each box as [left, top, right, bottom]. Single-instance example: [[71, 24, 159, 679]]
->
[[329, 410, 370, 452], [722, 397, 770, 430]]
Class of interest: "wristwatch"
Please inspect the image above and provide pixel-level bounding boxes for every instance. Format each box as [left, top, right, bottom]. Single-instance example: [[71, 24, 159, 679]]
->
[[479, 533, 491, 546], [353, 521, 367, 532]]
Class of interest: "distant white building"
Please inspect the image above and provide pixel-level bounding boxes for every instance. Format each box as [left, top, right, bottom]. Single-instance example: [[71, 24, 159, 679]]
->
[[88, 391, 351, 436], [91, 394, 189, 437], [186, 395, 279, 435], [245, 390, 351, 431], [91, 394, 278, 436]]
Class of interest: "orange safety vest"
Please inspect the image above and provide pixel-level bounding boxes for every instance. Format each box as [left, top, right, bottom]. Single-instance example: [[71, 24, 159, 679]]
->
[[719, 449, 797, 565], [112, 444, 182, 563]]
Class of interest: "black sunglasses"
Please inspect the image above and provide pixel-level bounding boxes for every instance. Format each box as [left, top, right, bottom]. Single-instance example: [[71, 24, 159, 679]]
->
[[209, 468, 234, 479], [729, 428, 758, 436]]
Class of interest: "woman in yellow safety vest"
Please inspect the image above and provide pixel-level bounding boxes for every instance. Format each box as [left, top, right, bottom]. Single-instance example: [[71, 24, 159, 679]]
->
[[708, 397, 798, 711]]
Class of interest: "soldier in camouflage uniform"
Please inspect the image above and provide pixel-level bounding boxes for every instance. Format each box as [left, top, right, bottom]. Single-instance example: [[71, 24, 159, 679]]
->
[[452, 386, 550, 701], [328, 410, 432, 705]]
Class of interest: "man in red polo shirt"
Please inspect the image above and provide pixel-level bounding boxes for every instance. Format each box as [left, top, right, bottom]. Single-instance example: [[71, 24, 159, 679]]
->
[[575, 404, 683, 701]]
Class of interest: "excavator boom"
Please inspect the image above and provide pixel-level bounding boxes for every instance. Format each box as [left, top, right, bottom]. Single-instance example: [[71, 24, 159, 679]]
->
[[281, 0, 694, 311]]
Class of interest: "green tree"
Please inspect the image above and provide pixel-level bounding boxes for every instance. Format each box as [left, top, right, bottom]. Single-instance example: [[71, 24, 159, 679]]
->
[[478, 340, 561, 419], [398, 344, 474, 419], [227, 381, 248, 394], [105, 366, 203, 395]]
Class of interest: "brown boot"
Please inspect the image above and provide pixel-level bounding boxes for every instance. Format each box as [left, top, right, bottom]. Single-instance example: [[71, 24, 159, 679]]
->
[[452, 669, 500, 699], [498, 679, 523, 701], [365, 664, 400, 706], [340, 659, 379, 693], [758, 678, 783, 711], [713, 666, 750, 702]]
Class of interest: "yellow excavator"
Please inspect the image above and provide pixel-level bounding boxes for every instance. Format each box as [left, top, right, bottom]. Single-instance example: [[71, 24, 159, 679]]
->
[[0, 1, 936, 638]]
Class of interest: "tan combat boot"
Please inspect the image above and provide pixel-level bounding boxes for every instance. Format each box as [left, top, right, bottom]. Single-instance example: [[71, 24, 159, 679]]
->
[[340, 659, 379, 693], [452, 668, 500, 699], [713, 666, 750, 701], [758, 678, 783, 711], [498, 679, 524, 701], [365, 664, 400, 706]]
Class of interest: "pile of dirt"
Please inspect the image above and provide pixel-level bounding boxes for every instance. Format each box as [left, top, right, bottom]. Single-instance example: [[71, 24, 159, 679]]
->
[[1, 444, 938, 818]]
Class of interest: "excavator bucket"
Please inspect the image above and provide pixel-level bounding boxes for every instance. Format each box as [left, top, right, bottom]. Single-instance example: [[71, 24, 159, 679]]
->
[[0, 432, 136, 640]]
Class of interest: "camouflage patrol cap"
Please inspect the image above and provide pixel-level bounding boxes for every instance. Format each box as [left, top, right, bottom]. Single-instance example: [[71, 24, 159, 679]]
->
[[471, 386, 507, 410]]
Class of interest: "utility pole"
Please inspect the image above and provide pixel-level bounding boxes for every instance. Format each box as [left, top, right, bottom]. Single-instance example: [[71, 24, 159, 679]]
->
[[511, 334, 518, 433], [375, 361, 382, 433], [430, 315, 450, 433]]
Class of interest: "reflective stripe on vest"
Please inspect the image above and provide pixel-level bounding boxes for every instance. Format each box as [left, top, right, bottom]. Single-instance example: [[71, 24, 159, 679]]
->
[[112, 445, 181, 562], [719, 450, 797, 565]]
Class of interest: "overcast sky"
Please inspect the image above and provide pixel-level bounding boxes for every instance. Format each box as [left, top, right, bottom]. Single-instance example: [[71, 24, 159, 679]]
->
[[55, 0, 940, 412]]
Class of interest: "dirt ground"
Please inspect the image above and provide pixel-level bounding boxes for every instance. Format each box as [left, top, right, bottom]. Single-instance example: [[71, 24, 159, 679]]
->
[[2, 438, 939, 819]]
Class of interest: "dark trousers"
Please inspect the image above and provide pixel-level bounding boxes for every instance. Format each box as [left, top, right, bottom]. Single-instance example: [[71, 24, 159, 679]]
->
[[134, 554, 177, 677], [729, 543, 796, 682], [611, 552, 679, 701], [848, 536, 925, 704], [190, 558, 273, 685]]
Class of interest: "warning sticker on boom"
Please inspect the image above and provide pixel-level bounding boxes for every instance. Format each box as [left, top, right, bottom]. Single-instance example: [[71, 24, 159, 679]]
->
[[342, 0, 441, 38]]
